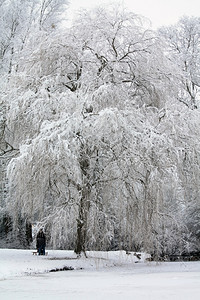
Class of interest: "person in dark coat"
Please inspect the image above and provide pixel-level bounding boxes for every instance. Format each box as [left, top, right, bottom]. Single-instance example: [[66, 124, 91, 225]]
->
[[36, 228, 46, 255]]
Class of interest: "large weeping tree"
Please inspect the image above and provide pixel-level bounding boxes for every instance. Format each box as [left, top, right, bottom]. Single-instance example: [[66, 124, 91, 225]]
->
[[3, 3, 200, 257], [7, 100, 183, 255]]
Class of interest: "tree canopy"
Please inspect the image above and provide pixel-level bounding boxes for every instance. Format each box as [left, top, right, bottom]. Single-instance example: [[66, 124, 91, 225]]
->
[[1, 3, 200, 257]]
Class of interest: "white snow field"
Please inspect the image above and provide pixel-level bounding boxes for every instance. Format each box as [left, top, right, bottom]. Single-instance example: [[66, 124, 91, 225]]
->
[[0, 249, 200, 300]]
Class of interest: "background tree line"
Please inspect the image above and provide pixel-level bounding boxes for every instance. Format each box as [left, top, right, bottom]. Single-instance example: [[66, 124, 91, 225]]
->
[[0, 0, 200, 258]]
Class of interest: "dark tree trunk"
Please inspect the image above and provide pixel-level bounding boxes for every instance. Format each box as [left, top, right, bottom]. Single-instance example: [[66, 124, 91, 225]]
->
[[75, 184, 90, 255], [25, 220, 33, 246]]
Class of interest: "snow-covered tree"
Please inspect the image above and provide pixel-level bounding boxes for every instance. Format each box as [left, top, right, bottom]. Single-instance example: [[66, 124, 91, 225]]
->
[[159, 16, 200, 109], [2, 3, 200, 257], [0, 0, 68, 74], [69, 5, 178, 109]]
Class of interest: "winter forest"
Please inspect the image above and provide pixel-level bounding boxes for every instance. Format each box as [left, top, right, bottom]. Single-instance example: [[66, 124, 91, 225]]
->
[[0, 0, 200, 259]]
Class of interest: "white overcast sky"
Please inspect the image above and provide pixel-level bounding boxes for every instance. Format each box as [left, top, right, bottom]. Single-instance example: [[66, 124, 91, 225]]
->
[[67, 0, 200, 28]]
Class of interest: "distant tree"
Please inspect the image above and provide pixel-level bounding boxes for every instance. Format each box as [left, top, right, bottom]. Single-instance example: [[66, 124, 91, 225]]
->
[[159, 16, 200, 109], [0, 0, 68, 74]]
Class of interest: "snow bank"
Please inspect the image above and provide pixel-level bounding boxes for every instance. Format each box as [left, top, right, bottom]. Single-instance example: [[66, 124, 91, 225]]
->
[[0, 249, 147, 279]]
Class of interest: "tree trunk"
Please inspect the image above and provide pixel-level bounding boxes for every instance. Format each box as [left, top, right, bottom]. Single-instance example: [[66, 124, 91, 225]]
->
[[75, 184, 90, 255]]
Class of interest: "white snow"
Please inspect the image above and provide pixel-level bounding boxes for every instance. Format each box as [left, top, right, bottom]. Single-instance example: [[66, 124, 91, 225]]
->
[[0, 249, 200, 300]]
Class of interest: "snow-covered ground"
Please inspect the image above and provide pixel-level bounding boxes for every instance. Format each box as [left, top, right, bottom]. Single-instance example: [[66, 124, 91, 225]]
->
[[0, 249, 200, 300]]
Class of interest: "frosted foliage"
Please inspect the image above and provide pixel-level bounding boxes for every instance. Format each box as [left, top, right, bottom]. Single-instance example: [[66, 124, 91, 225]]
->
[[0, 0, 68, 75], [6, 109, 138, 248], [159, 16, 200, 108], [19, 33, 80, 86], [7, 97, 200, 251], [5, 82, 79, 147], [7, 119, 82, 246], [91, 84, 129, 112], [69, 6, 176, 108]]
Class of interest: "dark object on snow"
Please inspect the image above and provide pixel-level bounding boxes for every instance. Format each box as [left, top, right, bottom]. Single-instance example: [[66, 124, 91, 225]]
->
[[133, 252, 141, 260], [49, 266, 74, 272], [32, 251, 48, 256], [36, 229, 46, 255]]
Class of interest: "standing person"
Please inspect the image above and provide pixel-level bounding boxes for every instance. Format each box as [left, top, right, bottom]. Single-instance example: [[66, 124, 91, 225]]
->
[[36, 228, 46, 255]]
